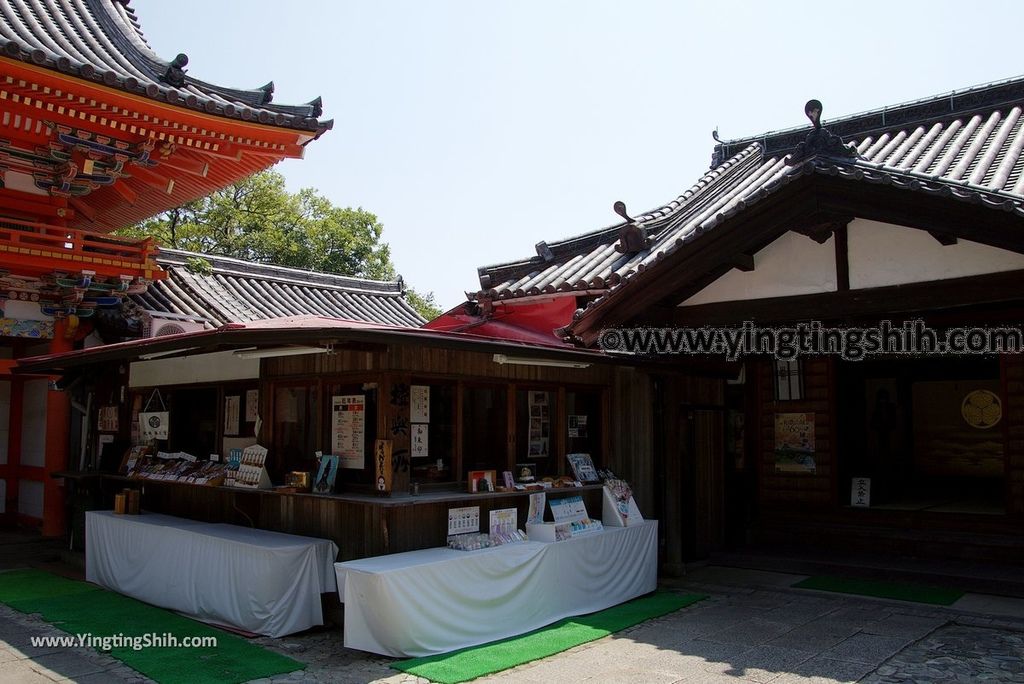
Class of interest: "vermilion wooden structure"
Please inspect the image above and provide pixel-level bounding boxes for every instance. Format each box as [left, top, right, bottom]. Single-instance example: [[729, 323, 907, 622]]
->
[[0, 0, 330, 534]]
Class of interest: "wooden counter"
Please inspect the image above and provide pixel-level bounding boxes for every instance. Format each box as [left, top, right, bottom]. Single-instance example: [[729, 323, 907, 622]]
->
[[96, 474, 604, 561]]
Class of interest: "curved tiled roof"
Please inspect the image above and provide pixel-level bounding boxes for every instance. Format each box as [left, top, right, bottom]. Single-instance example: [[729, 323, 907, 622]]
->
[[131, 249, 425, 328], [475, 76, 1024, 307], [0, 0, 330, 134]]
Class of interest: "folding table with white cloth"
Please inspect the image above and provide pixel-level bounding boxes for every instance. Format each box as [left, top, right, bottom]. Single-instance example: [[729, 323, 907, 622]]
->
[[86, 510, 338, 637], [335, 519, 658, 657]]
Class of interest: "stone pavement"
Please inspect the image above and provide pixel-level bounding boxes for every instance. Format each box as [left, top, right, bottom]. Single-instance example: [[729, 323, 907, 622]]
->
[[2, 565, 1024, 683]]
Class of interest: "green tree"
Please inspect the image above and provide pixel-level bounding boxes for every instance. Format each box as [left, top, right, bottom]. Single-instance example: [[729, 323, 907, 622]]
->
[[117, 170, 441, 320]]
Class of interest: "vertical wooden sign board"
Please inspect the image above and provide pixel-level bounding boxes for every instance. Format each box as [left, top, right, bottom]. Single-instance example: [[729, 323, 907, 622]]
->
[[375, 439, 393, 497]]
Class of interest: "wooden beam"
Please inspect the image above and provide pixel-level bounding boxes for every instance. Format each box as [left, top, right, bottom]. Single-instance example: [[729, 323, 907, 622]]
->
[[0, 191, 75, 221], [814, 180, 1024, 254], [126, 164, 174, 194], [731, 253, 755, 272], [109, 179, 138, 205], [834, 223, 849, 291], [571, 180, 822, 344], [67, 197, 97, 222], [674, 268, 1024, 325], [158, 154, 209, 178], [928, 230, 958, 246]]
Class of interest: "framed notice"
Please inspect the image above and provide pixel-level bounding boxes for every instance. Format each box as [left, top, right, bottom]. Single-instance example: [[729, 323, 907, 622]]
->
[[333, 395, 366, 469], [774, 412, 816, 473], [411, 385, 430, 424]]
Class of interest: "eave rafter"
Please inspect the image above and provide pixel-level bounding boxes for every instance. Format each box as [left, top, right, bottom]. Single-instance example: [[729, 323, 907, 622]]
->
[[0, 58, 305, 161]]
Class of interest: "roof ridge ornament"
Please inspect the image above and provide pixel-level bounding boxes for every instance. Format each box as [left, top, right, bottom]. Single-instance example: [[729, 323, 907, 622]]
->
[[259, 82, 275, 104], [786, 99, 859, 165], [612, 201, 650, 254], [162, 53, 188, 88]]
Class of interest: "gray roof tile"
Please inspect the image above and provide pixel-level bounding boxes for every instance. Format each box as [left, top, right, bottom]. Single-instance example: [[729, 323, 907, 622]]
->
[[134, 248, 425, 328], [476, 76, 1024, 306], [0, 0, 330, 134]]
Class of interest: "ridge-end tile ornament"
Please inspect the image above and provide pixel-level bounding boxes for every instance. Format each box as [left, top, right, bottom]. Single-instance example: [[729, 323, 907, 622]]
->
[[786, 99, 860, 165], [612, 201, 650, 254], [162, 53, 189, 88]]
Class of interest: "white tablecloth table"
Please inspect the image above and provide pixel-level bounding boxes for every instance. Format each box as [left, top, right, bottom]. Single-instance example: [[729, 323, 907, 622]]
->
[[335, 520, 658, 656], [86, 511, 338, 637]]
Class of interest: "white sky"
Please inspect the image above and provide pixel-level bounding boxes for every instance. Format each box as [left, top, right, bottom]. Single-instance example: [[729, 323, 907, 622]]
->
[[133, 0, 1024, 310]]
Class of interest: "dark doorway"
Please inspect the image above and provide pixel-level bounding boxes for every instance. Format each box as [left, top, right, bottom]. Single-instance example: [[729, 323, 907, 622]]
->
[[837, 357, 1004, 514]]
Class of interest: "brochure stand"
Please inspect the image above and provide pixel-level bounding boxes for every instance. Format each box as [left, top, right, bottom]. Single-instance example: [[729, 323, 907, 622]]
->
[[601, 484, 644, 527], [526, 494, 603, 542]]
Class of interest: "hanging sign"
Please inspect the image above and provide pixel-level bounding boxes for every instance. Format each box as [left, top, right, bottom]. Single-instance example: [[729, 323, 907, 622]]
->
[[139, 412, 169, 440], [333, 395, 366, 469]]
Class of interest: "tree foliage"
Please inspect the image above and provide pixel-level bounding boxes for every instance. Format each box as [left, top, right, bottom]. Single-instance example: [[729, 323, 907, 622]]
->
[[117, 170, 441, 320]]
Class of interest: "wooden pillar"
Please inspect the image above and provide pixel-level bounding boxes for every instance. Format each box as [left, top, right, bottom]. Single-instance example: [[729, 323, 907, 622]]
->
[[4, 376, 23, 526], [42, 319, 72, 537]]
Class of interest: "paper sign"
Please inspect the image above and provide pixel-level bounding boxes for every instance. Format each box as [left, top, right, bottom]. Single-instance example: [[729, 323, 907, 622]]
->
[[411, 385, 430, 423], [224, 395, 240, 436], [245, 389, 259, 422], [448, 506, 480, 535], [333, 395, 366, 469], [851, 477, 871, 507], [411, 423, 429, 458]]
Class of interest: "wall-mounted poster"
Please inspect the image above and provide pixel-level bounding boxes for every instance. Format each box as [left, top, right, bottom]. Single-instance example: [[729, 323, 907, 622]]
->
[[411, 385, 430, 424], [333, 395, 366, 469], [245, 389, 259, 423], [568, 415, 587, 438], [774, 412, 816, 473], [528, 391, 550, 458], [224, 395, 240, 436], [411, 423, 429, 459]]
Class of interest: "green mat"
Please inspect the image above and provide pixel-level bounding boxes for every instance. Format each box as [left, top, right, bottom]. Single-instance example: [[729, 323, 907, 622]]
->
[[793, 575, 964, 606], [0, 569, 303, 684], [392, 590, 707, 684]]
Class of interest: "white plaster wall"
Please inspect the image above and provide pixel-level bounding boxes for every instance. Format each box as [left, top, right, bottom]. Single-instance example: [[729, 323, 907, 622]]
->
[[20, 379, 48, 468], [848, 219, 1024, 289], [18, 479, 43, 519], [129, 351, 259, 388], [681, 231, 837, 307], [3, 300, 54, 322], [0, 380, 9, 465]]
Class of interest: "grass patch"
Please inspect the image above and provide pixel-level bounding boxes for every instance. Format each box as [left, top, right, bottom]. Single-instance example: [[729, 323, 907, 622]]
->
[[0, 569, 303, 684], [793, 575, 964, 605]]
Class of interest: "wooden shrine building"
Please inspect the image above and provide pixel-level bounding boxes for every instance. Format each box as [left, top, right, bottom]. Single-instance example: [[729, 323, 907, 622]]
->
[[0, 0, 331, 534], [439, 76, 1024, 568]]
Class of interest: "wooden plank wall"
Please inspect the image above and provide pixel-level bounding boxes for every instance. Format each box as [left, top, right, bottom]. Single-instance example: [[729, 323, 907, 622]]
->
[[757, 357, 836, 508], [1005, 354, 1024, 517], [609, 367, 654, 510], [662, 373, 724, 570], [262, 345, 618, 494]]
